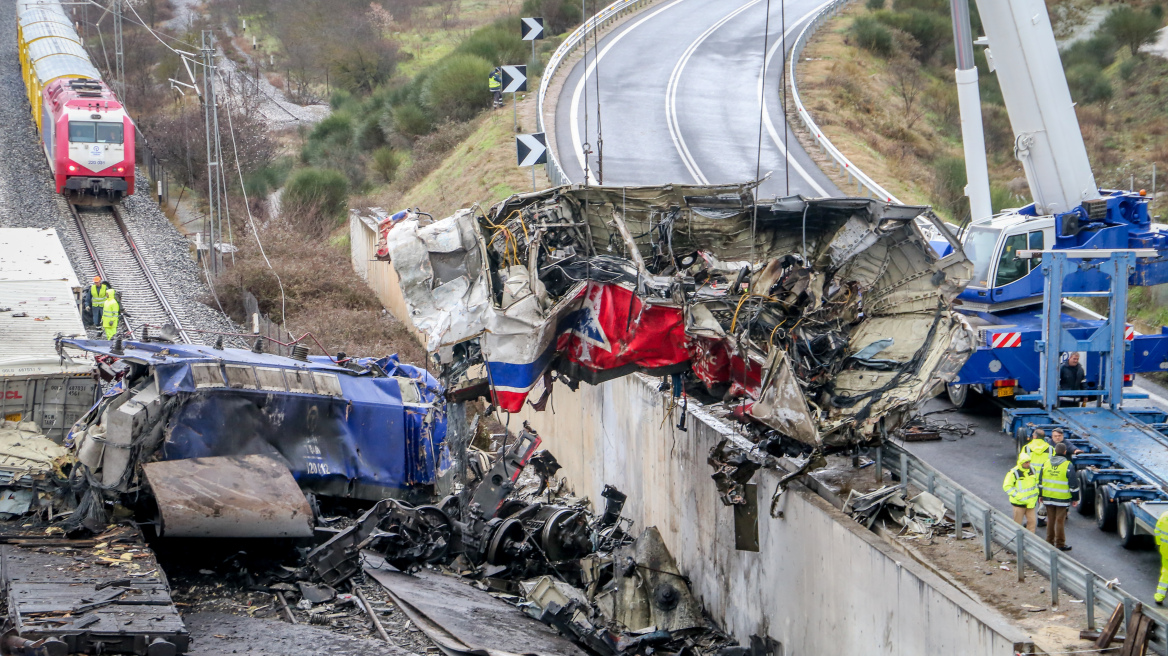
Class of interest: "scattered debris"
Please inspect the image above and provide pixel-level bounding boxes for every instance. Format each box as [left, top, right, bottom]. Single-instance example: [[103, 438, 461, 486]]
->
[[0, 524, 188, 654], [56, 339, 450, 536], [386, 186, 973, 452]]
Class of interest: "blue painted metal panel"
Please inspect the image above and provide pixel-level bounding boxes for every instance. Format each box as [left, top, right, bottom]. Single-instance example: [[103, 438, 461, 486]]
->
[[58, 338, 449, 501]]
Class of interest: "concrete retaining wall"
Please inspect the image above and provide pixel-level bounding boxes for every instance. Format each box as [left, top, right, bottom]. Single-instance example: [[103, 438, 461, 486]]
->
[[349, 211, 424, 344], [516, 374, 1031, 655]]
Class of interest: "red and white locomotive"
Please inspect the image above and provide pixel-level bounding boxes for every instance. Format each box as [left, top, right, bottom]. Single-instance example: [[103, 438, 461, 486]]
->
[[17, 1, 135, 205]]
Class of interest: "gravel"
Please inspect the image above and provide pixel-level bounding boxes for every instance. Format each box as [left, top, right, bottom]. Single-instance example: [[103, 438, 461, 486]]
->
[[0, 0, 240, 345]]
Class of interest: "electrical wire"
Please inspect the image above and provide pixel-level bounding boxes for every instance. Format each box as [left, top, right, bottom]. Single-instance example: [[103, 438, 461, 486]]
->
[[592, 0, 604, 183], [222, 91, 291, 340], [751, 0, 774, 274]]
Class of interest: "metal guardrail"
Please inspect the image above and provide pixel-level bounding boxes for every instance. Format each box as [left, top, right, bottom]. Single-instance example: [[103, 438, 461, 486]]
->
[[536, 0, 658, 187], [788, 0, 901, 202], [879, 441, 1166, 652]]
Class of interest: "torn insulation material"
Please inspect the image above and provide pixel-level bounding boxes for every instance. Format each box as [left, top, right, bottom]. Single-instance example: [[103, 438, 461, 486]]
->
[[386, 185, 974, 449]]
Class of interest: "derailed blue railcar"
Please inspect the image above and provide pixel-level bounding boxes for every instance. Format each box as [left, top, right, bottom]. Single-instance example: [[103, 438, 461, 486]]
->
[[60, 338, 451, 504]]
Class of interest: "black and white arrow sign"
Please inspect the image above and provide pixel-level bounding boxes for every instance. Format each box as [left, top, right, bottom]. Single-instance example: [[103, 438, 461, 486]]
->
[[516, 133, 547, 167], [501, 65, 527, 93], [521, 17, 545, 40]]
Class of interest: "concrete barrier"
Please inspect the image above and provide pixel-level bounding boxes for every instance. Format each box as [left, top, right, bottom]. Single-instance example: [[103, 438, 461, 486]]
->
[[516, 374, 1032, 655]]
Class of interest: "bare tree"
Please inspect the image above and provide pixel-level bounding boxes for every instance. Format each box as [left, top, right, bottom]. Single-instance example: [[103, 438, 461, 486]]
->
[[889, 56, 925, 129]]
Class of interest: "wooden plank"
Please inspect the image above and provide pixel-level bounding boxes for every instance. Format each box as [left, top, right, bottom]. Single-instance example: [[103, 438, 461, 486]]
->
[[1119, 603, 1145, 656], [1096, 601, 1126, 648], [1131, 614, 1153, 656]]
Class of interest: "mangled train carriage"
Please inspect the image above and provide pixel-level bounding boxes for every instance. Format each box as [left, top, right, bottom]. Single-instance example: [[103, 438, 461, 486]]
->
[[383, 183, 975, 450]]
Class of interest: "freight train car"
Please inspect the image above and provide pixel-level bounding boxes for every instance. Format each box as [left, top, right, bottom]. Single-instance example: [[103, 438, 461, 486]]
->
[[16, 1, 135, 205]]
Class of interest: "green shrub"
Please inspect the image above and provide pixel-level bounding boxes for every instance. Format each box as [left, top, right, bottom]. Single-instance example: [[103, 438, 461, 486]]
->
[[851, 17, 894, 57], [310, 113, 354, 147], [932, 156, 968, 219], [1066, 63, 1114, 107], [355, 118, 386, 151], [331, 39, 401, 95], [421, 53, 495, 122], [990, 184, 1014, 214], [866, 0, 885, 10], [1103, 6, 1162, 56], [386, 103, 434, 138], [457, 21, 529, 66], [1120, 56, 1140, 81], [520, 0, 582, 35], [283, 167, 350, 233], [330, 89, 354, 110], [1061, 34, 1118, 70], [243, 158, 293, 199], [371, 147, 403, 183], [891, 0, 945, 12], [875, 9, 950, 62]]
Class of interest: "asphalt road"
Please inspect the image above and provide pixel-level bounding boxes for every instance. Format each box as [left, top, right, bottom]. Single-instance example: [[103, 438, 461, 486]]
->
[[907, 381, 1168, 609], [554, 0, 840, 198], [553, 0, 1167, 612]]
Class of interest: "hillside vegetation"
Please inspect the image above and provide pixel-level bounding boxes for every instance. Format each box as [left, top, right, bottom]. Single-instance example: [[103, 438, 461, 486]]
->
[[794, 0, 1168, 224]]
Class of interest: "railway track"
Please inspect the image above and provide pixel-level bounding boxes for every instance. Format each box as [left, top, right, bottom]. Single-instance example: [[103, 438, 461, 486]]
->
[[68, 203, 191, 343]]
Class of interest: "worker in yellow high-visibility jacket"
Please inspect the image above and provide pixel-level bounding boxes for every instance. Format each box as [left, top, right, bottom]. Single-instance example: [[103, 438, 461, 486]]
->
[[1155, 510, 1168, 604], [1004, 453, 1039, 532], [102, 290, 121, 340]]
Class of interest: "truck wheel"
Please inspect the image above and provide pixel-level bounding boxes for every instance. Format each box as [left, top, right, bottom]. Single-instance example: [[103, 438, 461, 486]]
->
[[1118, 502, 1140, 549], [947, 383, 970, 408], [1096, 487, 1118, 532], [1078, 480, 1095, 516]]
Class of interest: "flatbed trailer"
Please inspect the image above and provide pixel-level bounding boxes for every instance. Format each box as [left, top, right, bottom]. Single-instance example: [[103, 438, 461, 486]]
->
[[1000, 249, 1168, 550], [1005, 405, 1168, 548]]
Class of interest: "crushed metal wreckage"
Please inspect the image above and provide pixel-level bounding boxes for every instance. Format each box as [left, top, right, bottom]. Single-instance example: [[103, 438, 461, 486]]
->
[[382, 184, 974, 451], [306, 423, 741, 656], [53, 338, 449, 537]]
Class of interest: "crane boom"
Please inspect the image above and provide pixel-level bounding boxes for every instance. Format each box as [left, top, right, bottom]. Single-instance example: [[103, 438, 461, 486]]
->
[[974, 0, 1100, 215]]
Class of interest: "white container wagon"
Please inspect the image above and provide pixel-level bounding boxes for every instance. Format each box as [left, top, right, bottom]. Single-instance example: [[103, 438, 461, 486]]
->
[[0, 228, 97, 441]]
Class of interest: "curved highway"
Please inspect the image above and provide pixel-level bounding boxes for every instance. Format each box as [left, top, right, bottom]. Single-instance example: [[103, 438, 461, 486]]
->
[[554, 0, 839, 198], [553, 0, 1168, 611]]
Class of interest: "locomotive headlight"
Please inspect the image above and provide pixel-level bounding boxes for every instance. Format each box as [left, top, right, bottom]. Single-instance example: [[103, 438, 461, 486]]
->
[[116, 167, 124, 173], [68, 165, 77, 172]]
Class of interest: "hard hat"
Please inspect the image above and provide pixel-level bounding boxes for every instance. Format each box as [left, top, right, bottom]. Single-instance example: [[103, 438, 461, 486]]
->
[[1018, 452, 1032, 463], [93, 275, 101, 283]]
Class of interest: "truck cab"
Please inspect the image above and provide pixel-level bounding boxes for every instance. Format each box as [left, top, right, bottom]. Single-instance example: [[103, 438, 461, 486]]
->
[[957, 209, 1054, 312]]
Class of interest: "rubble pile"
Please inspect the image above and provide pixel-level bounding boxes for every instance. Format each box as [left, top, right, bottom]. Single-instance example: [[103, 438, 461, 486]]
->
[[304, 423, 739, 656], [384, 184, 974, 454]]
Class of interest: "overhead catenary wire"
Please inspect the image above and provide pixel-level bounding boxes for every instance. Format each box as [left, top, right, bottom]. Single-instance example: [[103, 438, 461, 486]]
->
[[750, 0, 774, 272], [592, 0, 604, 184], [222, 85, 291, 341]]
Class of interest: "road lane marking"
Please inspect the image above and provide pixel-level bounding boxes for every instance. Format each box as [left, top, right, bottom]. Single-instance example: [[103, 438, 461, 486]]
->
[[570, 0, 688, 185], [664, 0, 762, 185], [759, 0, 835, 196]]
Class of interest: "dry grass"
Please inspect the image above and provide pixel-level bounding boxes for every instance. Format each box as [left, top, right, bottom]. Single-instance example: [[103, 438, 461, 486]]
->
[[358, 89, 551, 220], [212, 215, 426, 365]]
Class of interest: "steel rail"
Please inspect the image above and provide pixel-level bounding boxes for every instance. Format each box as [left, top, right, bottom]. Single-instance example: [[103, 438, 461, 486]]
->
[[69, 203, 190, 344]]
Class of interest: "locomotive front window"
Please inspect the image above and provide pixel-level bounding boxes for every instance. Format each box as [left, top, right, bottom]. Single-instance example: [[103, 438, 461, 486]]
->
[[68, 121, 96, 142], [95, 123, 124, 144], [68, 122, 123, 144]]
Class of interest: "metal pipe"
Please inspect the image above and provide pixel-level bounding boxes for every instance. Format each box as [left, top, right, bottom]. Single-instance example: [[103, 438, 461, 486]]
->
[[1086, 573, 1095, 630], [276, 591, 296, 624], [351, 583, 391, 643]]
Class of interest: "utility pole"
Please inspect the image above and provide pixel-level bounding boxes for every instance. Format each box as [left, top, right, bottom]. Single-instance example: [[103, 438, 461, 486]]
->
[[112, 0, 125, 102], [201, 31, 220, 274]]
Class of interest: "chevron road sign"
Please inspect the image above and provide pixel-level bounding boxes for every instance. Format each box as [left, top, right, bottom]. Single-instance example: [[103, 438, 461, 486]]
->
[[516, 133, 547, 167], [521, 17, 545, 40], [501, 65, 527, 93]]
